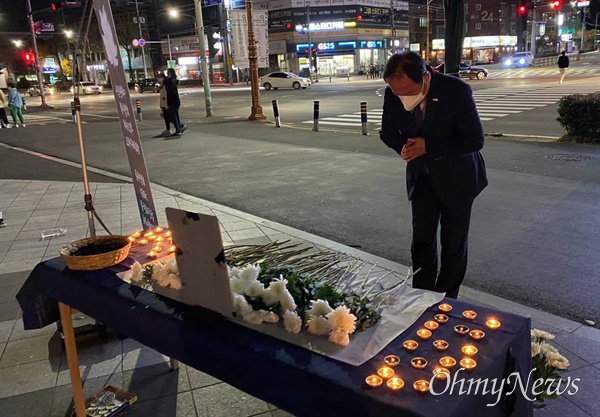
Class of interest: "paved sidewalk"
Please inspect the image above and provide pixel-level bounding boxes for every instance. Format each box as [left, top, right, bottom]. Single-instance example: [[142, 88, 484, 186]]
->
[[0, 178, 598, 417]]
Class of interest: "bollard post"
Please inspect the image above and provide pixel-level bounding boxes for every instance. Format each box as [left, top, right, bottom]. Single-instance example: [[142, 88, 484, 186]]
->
[[135, 100, 142, 121], [71, 101, 77, 124], [312, 100, 319, 132], [360, 101, 368, 135], [272, 100, 281, 127]]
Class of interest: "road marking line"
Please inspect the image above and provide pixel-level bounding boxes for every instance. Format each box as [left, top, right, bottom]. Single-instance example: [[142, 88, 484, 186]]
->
[[477, 113, 510, 117], [302, 121, 362, 126]]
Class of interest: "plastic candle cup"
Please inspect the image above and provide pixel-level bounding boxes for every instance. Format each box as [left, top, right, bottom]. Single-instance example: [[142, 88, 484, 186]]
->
[[411, 357, 428, 369], [155, 236, 164, 242], [152, 245, 161, 252], [164, 230, 172, 238], [454, 325, 470, 335], [365, 375, 383, 387], [439, 356, 457, 368], [462, 310, 477, 320], [424, 320, 439, 331], [460, 358, 477, 370], [138, 239, 148, 246], [143, 231, 153, 238], [384, 355, 400, 367], [128, 236, 136, 243], [168, 245, 176, 253], [434, 314, 449, 324], [433, 366, 450, 380], [417, 329, 432, 340], [403, 340, 418, 351], [154, 226, 163, 233], [438, 303, 452, 312], [470, 330, 486, 341], [433, 340, 449, 351], [413, 379, 430, 393], [147, 234, 156, 241], [486, 319, 501, 330], [462, 345, 478, 356], [387, 377, 404, 391], [147, 250, 157, 259], [131, 231, 141, 238], [377, 367, 395, 379]]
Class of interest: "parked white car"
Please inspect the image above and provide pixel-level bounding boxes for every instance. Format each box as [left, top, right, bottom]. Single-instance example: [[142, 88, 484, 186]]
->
[[260, 72, 310, 90], [70, 81, 103, 94]]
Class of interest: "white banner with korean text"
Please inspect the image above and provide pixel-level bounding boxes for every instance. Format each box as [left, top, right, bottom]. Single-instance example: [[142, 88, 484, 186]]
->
[[230, 9, 269, 69]]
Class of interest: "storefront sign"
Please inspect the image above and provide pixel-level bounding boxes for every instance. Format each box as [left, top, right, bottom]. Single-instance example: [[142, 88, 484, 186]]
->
[[308, 21, 344, 31], [42, 57, 58, 73], [359, 40, 383, 48], [92, 0, 158, 230], [296, 41, 358, 53], [269, 39, 287, 55], [178, 56, 199, 65], [560, 33, 573, 42], [432, 35, 517, 50], [230, 9, 269, 68], [410, 43, 420, 52]]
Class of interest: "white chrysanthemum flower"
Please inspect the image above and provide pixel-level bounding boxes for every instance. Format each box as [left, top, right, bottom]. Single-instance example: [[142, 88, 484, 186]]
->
[[279, 291, 297, 312], [546, 353, 570, 370], [243, 311, 264, 325], [153, 264, 170, 286], [327, 306, 357, 334], [163, 258, 178, 275], [130, 261, 143, 282], [268, 276, 289, 297], [233, 294, 253, 316], [539, 342, 559, 356], [306, 315, 331, 336], [329, 328, 350, 346], [261, 288, 280, 306], [239, 264, 261, 281], [245, 281, 265, 298], [230, 278, 247, 295], [258, 310, 279, 323], [531, 329, 555, 341], [306, 299, 333, 318], [531, 342, 542, 358], [165, 274, 182, 289], [228, 265, 242, 279], [283, 310, 302, 333]]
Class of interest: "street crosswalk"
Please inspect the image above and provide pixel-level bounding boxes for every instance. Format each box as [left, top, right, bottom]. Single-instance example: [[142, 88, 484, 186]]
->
[[2, 113, 82, 127], [302, 84, 599, 128], [488, 66, 599, 78]]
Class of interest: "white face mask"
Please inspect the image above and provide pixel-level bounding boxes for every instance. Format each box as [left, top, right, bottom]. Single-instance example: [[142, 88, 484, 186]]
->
[[397, 74, 428, 112]]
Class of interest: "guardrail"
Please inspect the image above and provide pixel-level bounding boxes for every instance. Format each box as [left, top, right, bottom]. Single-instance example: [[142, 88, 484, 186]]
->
[[534, 53, 582, 67]]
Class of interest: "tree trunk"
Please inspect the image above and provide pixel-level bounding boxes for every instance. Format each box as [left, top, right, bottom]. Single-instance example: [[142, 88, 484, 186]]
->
[[443, 0, 465, 76]]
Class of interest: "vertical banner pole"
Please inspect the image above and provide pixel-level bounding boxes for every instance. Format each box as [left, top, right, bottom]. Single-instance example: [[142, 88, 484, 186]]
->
[[312, 100, 319, 132], [360, 101, 368, 135]]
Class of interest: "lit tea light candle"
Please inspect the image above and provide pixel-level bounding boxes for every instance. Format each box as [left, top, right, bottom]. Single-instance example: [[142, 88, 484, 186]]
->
[[433, 340, 449, 351], [411, 357, 427, 369], [433, 366, 450, 380], [154, 226, 163, 233], [413, 379, 430, 393], [128, 236, 136, 243], [403, 340, 418, 351], [460, 358, 477, 370], [147, 234, 156, 240], [164, 230, 172, 238], [462, 345, 478, 356], [155, 236, 164, 242], [439, 356, 457, 368], [434, 314, 449, 324], [470, 330, 486, 341], [454, 325, 470, 335], [131, 231, 142, 238], [152, 245, 162, 252], [486, 319, 501, 330], [438, 303, 453, 313], [463, 310, 477, 320], [424, 320, 439, 331], [365, 375, 383, 388], [377, 367, 395, 379], [143, 231, 153, 238], [386, 377, 404, 391], [384, 355, 400, 367], [417, 329, 432, 340], [138, 238, 149, 246], [168, 245, 177, 254], [147, 250, 157, 259]]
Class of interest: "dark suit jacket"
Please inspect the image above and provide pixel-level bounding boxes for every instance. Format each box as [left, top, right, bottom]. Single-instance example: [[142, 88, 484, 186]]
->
[[379, 69, 488, 208]]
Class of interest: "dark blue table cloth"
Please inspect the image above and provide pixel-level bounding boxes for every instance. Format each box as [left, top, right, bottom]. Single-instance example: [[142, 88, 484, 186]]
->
[[17, 258, 533, 417]]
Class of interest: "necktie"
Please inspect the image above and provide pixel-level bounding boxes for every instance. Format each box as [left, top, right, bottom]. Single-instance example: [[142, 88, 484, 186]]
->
[[412, 104, 424, 127]]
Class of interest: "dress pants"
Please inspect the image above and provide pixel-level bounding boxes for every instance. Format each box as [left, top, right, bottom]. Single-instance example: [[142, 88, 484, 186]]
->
[[410, 174, 473, 299]]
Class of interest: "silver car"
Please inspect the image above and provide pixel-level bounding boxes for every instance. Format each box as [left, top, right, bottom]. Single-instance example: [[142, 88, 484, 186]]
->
[[70, 81, 103, 94]]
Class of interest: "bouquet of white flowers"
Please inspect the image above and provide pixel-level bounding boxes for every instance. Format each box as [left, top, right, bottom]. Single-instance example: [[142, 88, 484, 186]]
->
[[530, 329, 570, 408]]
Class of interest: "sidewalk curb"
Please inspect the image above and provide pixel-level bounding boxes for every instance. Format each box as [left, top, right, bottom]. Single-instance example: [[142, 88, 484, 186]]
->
[[2, 141, 598, 341]]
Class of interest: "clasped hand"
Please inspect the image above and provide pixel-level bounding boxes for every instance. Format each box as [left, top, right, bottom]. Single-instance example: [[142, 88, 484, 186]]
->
[[400, 137, 427, 163]]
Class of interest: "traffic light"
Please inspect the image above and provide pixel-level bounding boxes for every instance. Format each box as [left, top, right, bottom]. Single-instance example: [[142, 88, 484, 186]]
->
[[550, 1, 561, 8], [518, 5, 526, 15], [357, 14, 364, 21], [285, 23, 292, 30], [51, 3, 56, 10], [22, 52, 34, 64]]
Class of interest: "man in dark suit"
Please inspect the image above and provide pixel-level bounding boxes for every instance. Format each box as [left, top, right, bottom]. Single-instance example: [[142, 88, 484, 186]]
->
[[379, 52, 488, 298]]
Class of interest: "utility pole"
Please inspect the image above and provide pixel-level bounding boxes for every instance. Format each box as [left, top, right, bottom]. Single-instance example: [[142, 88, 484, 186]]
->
[[25, 0, 50, 108], [306, 5, 313, 82], [134, 0, 148, 79], [426, 0, 430, 63], [245, 0, 265, 120], [581, 6, 587, 51], [529, 5, 537, 54], [194, 0, 213, 116], [390, 0, 396, 53]]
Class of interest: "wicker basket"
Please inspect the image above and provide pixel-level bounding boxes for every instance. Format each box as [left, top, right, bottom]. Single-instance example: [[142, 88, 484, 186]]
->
[[60, 235, 132, 271]]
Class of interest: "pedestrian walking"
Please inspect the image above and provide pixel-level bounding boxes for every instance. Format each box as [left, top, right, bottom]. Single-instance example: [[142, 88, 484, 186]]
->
[[7, 83, 25, 128], [369, 64, 375, 80], [557, 51, 569, 84], [379, 52, 488, 299], [163, 68, 185, 136], [157, 74, 173, 136], [0, 89, 10, 128]]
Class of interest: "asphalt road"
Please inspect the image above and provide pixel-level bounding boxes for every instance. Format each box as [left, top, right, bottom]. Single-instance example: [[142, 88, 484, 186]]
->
[[2, 63, 599, 324]]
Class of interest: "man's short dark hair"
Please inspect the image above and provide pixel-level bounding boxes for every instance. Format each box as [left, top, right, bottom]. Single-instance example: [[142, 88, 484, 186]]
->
[[383, 52, 426, 84], [7, 82, 15, 88], [561, 51, 566, 56]]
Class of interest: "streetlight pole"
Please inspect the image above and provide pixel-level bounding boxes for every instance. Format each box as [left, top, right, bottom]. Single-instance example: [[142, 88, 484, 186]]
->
[[134, 0, 148, 79], [167, 34, 172, 61], [194, 0, 213, 116], [426, 0, 430, 63], [390, 0, 396, 53], [245, 0, 265, 120], [25, 0, 50, 108], [581, 6, 587, 51], [306, 5, 312, 82]]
